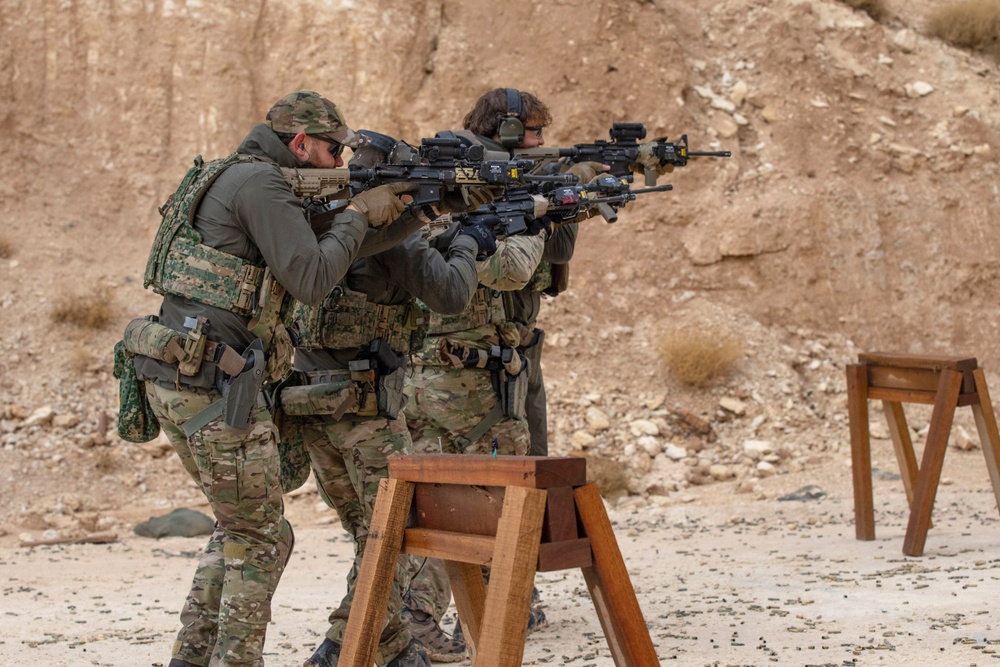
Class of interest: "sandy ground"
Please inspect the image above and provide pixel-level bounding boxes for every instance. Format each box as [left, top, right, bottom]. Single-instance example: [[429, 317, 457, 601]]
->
[[3, 473, 1000, 667]]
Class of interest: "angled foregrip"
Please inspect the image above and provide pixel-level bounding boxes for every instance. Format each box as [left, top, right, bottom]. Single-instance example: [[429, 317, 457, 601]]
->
[[597, 203, 617, 223]]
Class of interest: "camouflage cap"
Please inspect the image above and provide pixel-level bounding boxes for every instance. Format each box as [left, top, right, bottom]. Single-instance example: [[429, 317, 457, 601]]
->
[[265, 90, 359, 147]]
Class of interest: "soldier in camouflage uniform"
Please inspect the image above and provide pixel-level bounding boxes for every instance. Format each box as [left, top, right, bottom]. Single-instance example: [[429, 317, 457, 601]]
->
[[400, 89, 608, 661], [283, 132, 499, 667], [127, 91, 421, 667]]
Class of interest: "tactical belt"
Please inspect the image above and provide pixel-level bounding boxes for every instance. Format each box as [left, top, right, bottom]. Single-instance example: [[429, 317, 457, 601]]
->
[[425, 287, 505, 336], [279, 370, 366, 420], [122, 316, 248, 377], [288, 286, 423, 354]]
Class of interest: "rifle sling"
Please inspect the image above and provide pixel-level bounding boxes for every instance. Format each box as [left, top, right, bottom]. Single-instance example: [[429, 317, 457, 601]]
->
[[180, 391, 266, 438], [181, 400, 225, 438], [454, 401, 504, 450]]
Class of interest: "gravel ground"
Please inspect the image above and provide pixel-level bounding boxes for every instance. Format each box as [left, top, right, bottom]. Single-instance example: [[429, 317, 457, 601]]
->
[[2, 478, 999, 667]]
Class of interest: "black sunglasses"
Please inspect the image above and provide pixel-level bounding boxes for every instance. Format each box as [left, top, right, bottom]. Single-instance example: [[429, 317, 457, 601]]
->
[[524, 125, 544, 138], [312, 134, 346, 158]]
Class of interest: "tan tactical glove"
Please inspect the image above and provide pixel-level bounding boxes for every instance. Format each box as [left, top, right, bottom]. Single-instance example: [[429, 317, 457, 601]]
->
[[348, 182, 416, 227], [439, 184, 496, 214], [634, 142, 675, 179], [563, 160, 607, 184]]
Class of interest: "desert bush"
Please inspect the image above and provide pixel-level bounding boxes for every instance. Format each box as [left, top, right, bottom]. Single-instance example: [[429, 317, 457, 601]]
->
[[928, 0, 1000, 59], [586, 454, 630, 500], [840, 0, 888, 22], [657, 325, 744, 387], [69, 344, 95, 373], [51, 289, 113, 329], [0, 236, 13, 259]]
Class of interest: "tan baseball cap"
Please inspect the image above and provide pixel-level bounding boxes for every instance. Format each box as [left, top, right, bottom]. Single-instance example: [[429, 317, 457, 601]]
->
[[265, 90, 359, 147]]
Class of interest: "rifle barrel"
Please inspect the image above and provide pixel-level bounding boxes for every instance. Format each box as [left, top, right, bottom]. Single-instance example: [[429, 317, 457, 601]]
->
[[630, 184, 674, 194]]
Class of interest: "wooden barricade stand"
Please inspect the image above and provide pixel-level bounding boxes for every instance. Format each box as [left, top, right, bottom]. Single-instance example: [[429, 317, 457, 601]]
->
[[338, 455, 661, 667], [846, 352, 1000, 556]]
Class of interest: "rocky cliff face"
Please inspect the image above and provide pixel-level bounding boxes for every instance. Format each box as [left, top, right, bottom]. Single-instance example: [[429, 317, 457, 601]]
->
[[1, 0, 1000, 529]]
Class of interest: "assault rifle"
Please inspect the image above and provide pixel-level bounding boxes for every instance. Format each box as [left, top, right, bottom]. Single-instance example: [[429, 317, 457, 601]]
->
[[282, 137, 571, 214], [461, 175, 673, 238], [546, 176, 673, 224], [515, 122, 732, 186]]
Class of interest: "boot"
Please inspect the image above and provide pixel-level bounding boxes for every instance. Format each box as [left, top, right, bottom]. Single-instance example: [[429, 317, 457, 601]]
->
[[402, 607, 466, 663], [303, 638, 341, 667]]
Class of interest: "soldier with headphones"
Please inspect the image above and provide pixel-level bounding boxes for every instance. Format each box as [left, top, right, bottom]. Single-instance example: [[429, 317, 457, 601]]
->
[[400, 88, 604, 661]]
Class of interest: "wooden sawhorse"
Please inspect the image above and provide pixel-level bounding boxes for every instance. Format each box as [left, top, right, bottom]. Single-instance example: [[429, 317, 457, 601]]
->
[[338, 455, 660, 667], [847, 352, 1000, 556]]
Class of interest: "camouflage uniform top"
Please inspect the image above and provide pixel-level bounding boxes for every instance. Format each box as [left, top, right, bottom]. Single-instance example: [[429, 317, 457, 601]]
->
[[468, 133, 579, 329], [135, 123, 373, 392], [508, 222, 577, 327], [294, 232, 480, 373], [409, 221, 545, 366]]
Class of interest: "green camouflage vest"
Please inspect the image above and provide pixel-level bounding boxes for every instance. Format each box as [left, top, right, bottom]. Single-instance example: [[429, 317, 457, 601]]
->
[[144, 153, 265, 317], [286, 286, 428, 354], [424, 286, 506, 336]]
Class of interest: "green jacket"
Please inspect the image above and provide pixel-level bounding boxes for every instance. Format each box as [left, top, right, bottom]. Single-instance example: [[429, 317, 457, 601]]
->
[[136, 123, 397, 391]]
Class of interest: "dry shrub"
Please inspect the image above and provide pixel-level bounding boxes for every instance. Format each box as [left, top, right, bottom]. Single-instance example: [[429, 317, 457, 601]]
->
[[841, 0, 888, 21], [657, 326, 744, 387], [928, 0, 1000, 59], [93, 448, 119, 473], [51, 289, 113, 329], [586, 454, 630, 500], [0, 237, 13, 259], [69, 344, 95, 373]]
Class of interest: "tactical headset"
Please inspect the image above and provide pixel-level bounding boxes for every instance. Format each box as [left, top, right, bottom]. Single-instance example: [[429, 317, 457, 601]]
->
[[496, 88, 525, 148]]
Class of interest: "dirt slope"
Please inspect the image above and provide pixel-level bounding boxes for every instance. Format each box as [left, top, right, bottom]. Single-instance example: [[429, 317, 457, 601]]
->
[[1, 0, 1000, 583]]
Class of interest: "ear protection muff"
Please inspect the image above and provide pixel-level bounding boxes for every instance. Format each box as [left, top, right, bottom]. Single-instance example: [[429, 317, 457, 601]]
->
[[497, 88, 524, 149]]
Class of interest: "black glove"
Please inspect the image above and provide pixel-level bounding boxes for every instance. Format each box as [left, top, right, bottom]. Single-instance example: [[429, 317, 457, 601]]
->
[[460, 220, 498, 260], [525, 215, 552, 238]]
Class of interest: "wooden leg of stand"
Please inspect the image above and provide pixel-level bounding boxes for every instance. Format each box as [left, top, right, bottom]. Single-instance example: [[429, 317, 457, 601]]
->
[[848, 364, 875, 540], [445, 560, 487, 662], [340, 478, 414, 667], [971, 368, 1000, 517], [903, 369, 962, 557], [475, 486, 547, 667], [883, 400, 919, 505], [575, 482, 659, 667]]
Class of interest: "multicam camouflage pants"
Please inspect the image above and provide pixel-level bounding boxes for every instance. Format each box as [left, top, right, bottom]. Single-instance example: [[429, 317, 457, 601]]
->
[[146, 383, 293, 667], [404, 366, 529, 457], [401, 365, 529, 621], [283, 412, 417, 664]]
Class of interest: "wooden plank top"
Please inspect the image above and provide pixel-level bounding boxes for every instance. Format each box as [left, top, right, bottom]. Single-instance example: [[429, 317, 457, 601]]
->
[[388, 454, 587, 488], [858, 352, 978, 371]]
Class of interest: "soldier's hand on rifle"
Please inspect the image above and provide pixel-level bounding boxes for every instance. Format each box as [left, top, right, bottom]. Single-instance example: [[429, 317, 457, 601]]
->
[[525, 215, 552, 238], [348, 182, 417, 227], [563, 160, 608, 184], [635, 142, 675, 177], [438, 184, 496, 215], [459, 219, 498, 260]]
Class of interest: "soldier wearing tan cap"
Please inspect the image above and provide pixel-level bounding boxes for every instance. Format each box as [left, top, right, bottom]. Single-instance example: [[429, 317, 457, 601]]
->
[[125, 90, 423, 667]]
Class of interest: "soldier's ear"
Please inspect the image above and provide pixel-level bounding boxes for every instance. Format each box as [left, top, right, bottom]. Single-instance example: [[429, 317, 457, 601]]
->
[[289, 132, 310, 160]]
